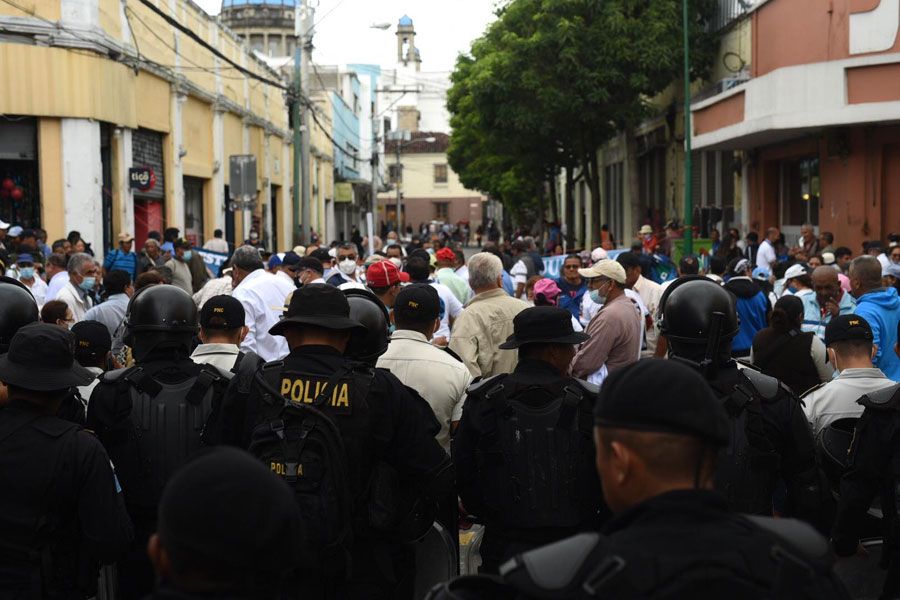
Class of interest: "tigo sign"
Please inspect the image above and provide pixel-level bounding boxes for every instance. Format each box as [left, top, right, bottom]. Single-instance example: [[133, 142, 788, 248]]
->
[[129, 167, 156, 192]]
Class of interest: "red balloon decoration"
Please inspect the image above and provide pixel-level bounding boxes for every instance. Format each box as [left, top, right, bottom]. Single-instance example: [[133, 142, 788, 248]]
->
[[10, 187, 23, 201], [1, 178, 14, 191]]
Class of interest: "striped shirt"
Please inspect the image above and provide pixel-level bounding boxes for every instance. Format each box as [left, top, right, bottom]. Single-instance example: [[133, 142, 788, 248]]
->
[[103, 249, 138, 279]]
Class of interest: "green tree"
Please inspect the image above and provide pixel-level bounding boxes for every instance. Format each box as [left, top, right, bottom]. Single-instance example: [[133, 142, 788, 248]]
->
[[447, 0, 717, 228]]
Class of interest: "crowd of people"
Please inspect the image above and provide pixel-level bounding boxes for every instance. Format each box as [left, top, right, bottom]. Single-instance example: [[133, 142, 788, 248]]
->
[[0, 213, 899, 599]]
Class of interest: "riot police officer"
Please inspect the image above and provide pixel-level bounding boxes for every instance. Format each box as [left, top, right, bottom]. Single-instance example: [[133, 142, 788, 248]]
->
[[204, 283, 452, 599], [0, 276, 39, 406], [658, 276, 829, 528], [87, 284, 233, 599], [0, 323, 133, 597], [344, 286, 391, 365], [453, 306, 606, 573], [428, 360, 850, 600]]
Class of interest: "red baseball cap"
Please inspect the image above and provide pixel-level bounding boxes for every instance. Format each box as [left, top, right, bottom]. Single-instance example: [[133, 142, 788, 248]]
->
[[366, 259, 409, 287], [435, 247, 457, 262]]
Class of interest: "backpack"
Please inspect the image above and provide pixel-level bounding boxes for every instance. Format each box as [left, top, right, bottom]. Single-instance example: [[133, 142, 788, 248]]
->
[[248, 361, 374, 575], [100, 363, 232, 510], [467, 375, 601, 531]]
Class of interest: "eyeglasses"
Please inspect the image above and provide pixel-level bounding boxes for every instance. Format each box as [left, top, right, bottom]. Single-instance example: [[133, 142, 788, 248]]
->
[[339, 255, 358, 261], [564, 265, 580, 270]]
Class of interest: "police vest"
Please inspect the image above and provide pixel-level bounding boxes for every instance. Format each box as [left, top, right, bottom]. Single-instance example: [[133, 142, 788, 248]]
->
[[99, 364, 231, 511], [467, 375, 600, 532]]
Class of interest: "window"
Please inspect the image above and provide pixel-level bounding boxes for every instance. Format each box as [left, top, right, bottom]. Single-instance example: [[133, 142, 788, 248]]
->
[[249, 34, 264, 53], [389, 164, 402, 184], [267, 37, 281, 57], [692, 150, 736, 234], [433, 164, 448, 184], [434, 202, 449, 220], [780, 157, 820, 227]]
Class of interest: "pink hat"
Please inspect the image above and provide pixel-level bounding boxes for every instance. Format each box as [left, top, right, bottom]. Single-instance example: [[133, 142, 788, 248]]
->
[[838, 272, 851, 293], [533, 278, 561, 305]]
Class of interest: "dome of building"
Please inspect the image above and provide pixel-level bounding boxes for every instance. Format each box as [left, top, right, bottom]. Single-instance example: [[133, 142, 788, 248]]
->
[[398, 15, 413, 27], [222, 0, 296, 9]]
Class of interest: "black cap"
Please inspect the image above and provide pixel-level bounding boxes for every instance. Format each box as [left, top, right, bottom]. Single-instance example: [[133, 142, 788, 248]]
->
[[200, 295, 246, 330], [269, 284, 366, 336], [281, 251, 302, 269], [824, 314, 873, 346], [309, 248, 332, 263], [158, 447, 305, 576], [174, 237, 192, 249], [0, 322, 94, 390], [394, 284, 440, 323], [296, 256, 324, 275], [499, 306, 590, 349], [593, 359, 730, 446], [71, 320, 112, 361], [679, 254, 699, 274]]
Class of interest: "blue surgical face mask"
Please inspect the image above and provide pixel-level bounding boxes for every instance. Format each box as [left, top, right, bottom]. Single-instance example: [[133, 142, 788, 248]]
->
[[18, 267, 34, 279], [182, 250, 193, 262], [79, 276, 96, 292], [787, 285, 798, 295], [590, 289, 606, 305]]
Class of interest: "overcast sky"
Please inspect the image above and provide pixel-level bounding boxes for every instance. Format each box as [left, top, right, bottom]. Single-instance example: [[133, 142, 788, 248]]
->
[[195, 0, 501, 72]]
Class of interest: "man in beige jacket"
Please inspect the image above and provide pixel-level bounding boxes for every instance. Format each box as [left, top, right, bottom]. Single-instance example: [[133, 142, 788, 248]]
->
[[449, 252, 529, 379]]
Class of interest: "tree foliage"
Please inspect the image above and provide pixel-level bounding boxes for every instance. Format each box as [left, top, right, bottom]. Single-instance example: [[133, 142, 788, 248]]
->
[[447, 0, 718, 222]]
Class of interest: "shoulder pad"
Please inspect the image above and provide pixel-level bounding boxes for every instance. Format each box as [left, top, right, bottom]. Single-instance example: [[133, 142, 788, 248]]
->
[[743, 515, 830, 562], [500, 532, 603, 592], [32, 418, 79, 439], [98, 366, 135, 384], [740, 368, 781, 401], [570, 378, 600, 397], [799, 380, 828, 400], [859, 383, 900, 410], [198, 363, 234, 381], [466, 374, 506, 397]]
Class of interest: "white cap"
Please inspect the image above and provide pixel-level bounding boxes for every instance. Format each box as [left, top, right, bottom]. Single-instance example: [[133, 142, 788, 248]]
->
[[328, 247, 337, 259], [821, 252, 835, 265], [8, 225, 23, 237], [639, 225, 653, 235], [293, 245, 306, 255], [0, 218, 8, 230], [784, 264, 809, 280], [578, 259, 627, 284], [590, 247, 608, 262]]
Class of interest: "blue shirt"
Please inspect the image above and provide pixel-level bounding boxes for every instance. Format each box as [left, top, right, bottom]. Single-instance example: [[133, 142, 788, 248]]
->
[[557, 277, 587, 319], [82, 293, 130, 338], [103, 249, 138, 279], [854, 287, 900, 381], [501, 270, 514, 296]]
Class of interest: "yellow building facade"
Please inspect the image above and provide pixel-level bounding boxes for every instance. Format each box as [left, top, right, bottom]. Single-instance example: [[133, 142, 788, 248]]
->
[[0, 0, 293, 253]]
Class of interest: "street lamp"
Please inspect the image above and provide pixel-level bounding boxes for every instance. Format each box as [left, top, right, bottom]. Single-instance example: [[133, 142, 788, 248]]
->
[[391, 133, 436, 237]]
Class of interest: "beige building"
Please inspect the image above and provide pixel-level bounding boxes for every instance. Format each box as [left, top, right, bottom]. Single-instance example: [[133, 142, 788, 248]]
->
[[378, 132, 485, 233], [0, 0, 292, 253]]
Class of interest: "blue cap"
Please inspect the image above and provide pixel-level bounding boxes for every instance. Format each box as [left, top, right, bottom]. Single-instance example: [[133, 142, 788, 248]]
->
[[267, 253, 284, 269], [16, 253, 33, 265], [752, 267, 770, 281]]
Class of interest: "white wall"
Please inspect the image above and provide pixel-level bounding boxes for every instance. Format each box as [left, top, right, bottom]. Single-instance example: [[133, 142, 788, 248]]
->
[[61, 118, 104, 249]]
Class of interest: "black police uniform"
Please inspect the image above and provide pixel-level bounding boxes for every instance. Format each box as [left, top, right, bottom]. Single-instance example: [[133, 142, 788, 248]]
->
[[207, 344, 452, 598], [428, 359, 850, 600], [86, 285, 230, 599], [833, 382, 900, 598], [454, 358, 605, 573]]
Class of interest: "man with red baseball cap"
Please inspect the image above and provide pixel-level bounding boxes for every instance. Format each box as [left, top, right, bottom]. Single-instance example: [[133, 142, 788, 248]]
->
[[366, 258, 409, 309], [435, 246, 471, 304]]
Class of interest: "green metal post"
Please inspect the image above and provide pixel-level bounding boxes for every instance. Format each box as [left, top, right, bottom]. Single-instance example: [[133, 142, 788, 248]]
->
[[292, 44, 302, 246], [683, 0, 694, 255]]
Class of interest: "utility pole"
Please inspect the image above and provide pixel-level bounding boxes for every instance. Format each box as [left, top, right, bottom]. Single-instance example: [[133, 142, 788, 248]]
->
[[299, 0, 312, 245], [291, 24, 302, 246], [368, 111, 377, 256], [682, 0, 694, 255], [395, 139, 402, 236]]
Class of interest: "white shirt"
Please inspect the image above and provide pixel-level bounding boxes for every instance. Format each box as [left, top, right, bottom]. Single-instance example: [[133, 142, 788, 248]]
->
[[21, 276, 48, 307], [455, 265, 470, 282], [202, 237, 230, 253], [56, 281, 93, 323], [45, 271, 69, 302], [801, 367, 896, 434], [757, 239, 777, 271], [431, 281, 463, 340], [377, 329, 472, 451], [232, 268, 295, 361], [77, 366, 105, 406], [191, 342, 241, 371], [510, 259, 528, 288], [193, 276, 234, 309]]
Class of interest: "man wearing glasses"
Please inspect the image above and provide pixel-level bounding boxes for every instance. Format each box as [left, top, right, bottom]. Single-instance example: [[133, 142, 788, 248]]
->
[[556, 254, 587, 320], [326, 242, 361, 287]]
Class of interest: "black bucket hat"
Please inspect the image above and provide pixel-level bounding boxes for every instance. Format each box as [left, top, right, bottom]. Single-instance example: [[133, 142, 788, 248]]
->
[[269, 283, 367, 337], [499, 306, 589, 349], [0, 322, 94, 390]]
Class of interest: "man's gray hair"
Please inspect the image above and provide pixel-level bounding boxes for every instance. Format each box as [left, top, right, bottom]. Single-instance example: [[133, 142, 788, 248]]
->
[[144, 238, 160, 247], [468, 252, 502, 289], [849, 255, 882, 289], [67, 252, 94, 276], [231, 245, 264, 272]]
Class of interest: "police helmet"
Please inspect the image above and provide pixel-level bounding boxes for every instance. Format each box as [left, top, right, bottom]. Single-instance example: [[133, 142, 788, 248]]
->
[[124, 284, 198, 337], [343, 287, 390, 365], [0, 276, 39, 353], [658, 276, 740, 345]]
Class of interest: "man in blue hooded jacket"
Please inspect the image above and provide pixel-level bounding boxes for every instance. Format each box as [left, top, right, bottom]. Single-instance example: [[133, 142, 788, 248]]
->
[[850, 255, 900, 380], [723, 258, 771, 358]]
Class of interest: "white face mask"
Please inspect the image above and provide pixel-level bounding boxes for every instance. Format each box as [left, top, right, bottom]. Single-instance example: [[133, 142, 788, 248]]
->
[[338, 258, 357, 275], [389, 257, 402, 269]]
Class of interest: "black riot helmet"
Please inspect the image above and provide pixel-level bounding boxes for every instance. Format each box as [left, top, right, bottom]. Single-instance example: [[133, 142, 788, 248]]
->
[[343, 287, 390, 366], [0, 276, 39, 354], [658, 276, 740, 375], [123, 284, 198, 359]]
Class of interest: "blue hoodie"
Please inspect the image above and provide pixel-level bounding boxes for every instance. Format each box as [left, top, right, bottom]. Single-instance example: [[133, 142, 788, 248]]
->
[[854, 287, 900, 381]]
